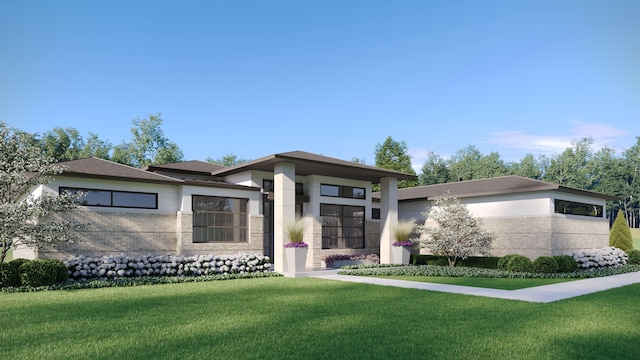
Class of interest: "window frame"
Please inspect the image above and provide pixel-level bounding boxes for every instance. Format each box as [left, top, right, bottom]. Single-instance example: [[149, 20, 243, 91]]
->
[[320, 203, 365, 249], [192, 195, 248, 243], [554, 199, 603, 218], [320, 184, 366, 199], [60, 186, 158, 209]]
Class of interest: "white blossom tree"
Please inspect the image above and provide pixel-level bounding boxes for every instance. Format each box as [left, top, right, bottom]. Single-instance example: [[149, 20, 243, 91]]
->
[[419, 192, 493, 266], [0, 122, 87, 263]]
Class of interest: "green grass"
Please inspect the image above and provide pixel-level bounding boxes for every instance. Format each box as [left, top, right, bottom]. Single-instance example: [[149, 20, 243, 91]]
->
[[378, 276, 574, 290], [2, 277, 640, 359], [631, 228, 640, 249]]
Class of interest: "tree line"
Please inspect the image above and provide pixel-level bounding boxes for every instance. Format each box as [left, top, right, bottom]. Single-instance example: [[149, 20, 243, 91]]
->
[[373, 136, 640, 228], [22, 117, 640, 228]]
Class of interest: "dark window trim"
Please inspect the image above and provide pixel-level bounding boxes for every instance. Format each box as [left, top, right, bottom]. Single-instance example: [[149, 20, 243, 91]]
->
[[60, 186, 158, 209], [192, 195, 248, 243], [320, 203, 365, 249], [554, 199, 603, 218], [320, 184, 366, 199]]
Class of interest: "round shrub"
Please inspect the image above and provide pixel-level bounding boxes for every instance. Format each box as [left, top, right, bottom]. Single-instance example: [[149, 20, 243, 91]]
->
[[554, 255, 578, 273], [0, 262, 20, 287], [532, 256, 559, 274], [497, 254, 519, 271], [19, 259, 67, 287], [506, 255, 533, 272], [626, 249, 640, 265]]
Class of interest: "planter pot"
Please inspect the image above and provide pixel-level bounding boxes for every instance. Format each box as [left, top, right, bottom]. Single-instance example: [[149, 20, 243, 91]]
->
[[392, 246, 411, 264], [285, 246, 308, 272]]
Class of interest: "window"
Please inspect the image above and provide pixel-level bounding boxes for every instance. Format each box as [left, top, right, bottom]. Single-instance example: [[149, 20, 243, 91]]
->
[[263, 180, 304, 195], [372, 208, 381, 220], [554, 199, 603, 218], [60, 187, 157, 209], [192, 196, 248, 243], [321, 204, 365, 249], [320, 184, 366, 199]]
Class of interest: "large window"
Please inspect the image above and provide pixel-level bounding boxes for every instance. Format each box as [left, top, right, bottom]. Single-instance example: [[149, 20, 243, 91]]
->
[[554, 199, 603, 218], [192, 196, 248, 243], [60, 187, 157, 209], [321, 204, 365, 249], [320, 184, 365, 199]]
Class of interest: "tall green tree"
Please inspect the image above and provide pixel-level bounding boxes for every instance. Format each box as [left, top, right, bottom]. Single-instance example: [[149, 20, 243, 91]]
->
[[447, 145, 483, 181], [0, 123, 87, 262], [509, 154, 543, 179], [621, 137, 640, 227], [112, 113, 184, 168], [418, 151, 449, 185], [475, 151, 510, 179], [374, 136, 417, 189], [609, 210, 633, 250], [206, 153, 249, 167], [39, 127, 85, 162], [80, 133, 112, 160], [543, 137, 595, 189]]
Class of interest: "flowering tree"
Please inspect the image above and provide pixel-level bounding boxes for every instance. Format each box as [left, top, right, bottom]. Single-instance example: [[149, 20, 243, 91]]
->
[[0, 123, 87, 263], [419, 192, 493, 266]]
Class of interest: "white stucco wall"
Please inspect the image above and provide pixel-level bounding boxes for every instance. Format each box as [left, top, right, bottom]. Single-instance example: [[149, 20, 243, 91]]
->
[[47, 176, 181, 213]]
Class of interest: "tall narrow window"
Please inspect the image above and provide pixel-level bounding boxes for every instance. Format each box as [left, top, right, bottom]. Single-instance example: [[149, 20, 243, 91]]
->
[[192, 196, 248, 242], [321, 204, 365, 249]]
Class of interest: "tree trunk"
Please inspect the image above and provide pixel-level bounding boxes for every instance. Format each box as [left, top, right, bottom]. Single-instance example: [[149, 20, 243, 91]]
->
[[448, 257, 457, 267]]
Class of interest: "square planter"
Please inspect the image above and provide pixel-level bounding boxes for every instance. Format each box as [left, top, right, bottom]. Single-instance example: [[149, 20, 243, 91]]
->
[[285, 246, 308, 272], [392, 246, 411, 264]]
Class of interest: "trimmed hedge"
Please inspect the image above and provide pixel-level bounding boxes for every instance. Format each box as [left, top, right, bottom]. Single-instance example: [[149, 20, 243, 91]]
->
[[532, 256, 559, 274], [0, 259, 32, 288], [626, 249, 640, 265], [506, 255, 533, 273], [411, 255, 500, 269], [19, 259, 68, 287], [554, 255, 578, 273]]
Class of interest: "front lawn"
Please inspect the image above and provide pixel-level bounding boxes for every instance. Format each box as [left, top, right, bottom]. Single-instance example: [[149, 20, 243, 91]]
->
[[631, 228, 640, 249], [2, 277, 639, 359]]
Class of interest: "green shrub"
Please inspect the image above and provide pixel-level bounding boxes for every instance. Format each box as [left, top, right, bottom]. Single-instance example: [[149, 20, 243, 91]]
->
[[609, 210, 633, 251], [506, 255, 533, 272], [497, 254, 519, 271], [411, 255, 500, 268], [459, 256, 501, 269], [554, 255, 578, 273], [1, 259, 32, 287], [626, 249, 640, 265], [19, 259, 68, 287], [532, 256, 559, 273], [411, 255, 448, 266], [0, 262, 19, 287]]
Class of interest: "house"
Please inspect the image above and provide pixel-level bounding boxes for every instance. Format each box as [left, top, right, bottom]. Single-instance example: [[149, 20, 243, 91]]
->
[[15, 151, 416, 273], [382, 176, 619, 259]]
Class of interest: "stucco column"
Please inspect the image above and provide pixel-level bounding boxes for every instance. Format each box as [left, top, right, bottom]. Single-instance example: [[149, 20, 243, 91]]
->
[[379, 177, 398, 264], [274, 162, 296, 272]]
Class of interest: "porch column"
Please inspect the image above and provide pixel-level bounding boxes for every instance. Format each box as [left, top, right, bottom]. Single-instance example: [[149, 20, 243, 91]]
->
[[274, 162, 296, 272], [379, 177, 398, 264]]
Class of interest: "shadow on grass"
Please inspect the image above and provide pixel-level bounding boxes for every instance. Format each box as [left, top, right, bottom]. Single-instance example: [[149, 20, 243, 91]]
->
[[2, 278, 640, 359]]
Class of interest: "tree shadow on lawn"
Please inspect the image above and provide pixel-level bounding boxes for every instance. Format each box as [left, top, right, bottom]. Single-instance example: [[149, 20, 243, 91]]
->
[[2, 278, 639, 359]]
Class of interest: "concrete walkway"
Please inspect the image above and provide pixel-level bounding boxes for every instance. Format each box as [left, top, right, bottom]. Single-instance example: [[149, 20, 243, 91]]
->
[[310, 271, 640, 303]]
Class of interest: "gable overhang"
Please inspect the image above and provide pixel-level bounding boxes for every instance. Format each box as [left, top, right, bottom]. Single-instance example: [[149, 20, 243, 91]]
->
[[211, 151, 417, 183]]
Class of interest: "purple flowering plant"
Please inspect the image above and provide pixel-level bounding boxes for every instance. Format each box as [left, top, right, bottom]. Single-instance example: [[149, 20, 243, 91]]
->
[[284, 241, 309, 248], [392, 241, 414, 247]]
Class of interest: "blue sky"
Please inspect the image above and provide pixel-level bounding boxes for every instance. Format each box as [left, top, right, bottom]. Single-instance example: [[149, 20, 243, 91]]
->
[[1, 0, 639, 172]]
